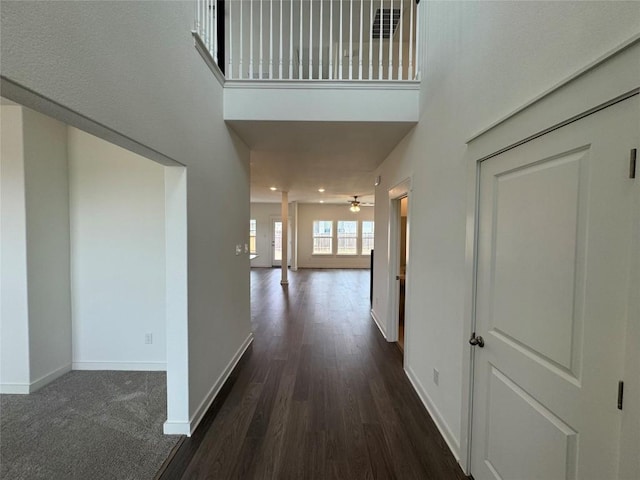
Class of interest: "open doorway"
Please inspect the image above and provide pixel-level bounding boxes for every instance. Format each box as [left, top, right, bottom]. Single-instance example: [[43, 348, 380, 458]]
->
[[387, 177, 411, 360], [0, 99, 186, 476], [397, 196, 409, 352]]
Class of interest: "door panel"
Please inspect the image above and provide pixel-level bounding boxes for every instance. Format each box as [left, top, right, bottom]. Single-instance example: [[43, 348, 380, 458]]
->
[[471, 96, 638, 480], [485, 366, 577, 480], [491, 148, 587, 375]]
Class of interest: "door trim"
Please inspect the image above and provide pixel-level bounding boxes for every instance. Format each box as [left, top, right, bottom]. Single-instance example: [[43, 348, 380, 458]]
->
[[461, 39, 640, 476], [387, 177, 411, 352]]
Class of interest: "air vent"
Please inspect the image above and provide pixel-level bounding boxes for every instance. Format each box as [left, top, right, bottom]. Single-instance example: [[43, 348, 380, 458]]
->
[[372, 8, 401, 39]]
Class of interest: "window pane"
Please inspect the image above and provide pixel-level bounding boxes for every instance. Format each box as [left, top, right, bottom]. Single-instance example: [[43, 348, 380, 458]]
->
[[338, 221, 358, 255], [362, 221, 374, 255], [313, 220, 333, 254], [274, 221, 282, 261]]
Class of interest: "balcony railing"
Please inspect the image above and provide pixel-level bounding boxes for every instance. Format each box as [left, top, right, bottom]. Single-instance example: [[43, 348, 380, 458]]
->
[[195, 0, 419, 81]]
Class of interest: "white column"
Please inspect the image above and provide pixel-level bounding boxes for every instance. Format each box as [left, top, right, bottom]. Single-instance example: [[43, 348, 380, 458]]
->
[[281, 191, 289, 285]]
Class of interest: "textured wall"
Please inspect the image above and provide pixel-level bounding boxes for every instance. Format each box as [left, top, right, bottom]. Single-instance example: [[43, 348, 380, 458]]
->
[[372, 0, 640, 460], [1, 1, 251, 429]]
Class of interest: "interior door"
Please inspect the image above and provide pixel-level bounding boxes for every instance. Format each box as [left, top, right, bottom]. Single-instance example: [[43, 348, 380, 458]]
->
[[470, 96, 638, 480]]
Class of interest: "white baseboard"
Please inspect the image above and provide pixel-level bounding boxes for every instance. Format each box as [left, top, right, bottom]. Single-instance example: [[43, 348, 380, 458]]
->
[[0, 383, 30, 394], [188, 332, 254, 436], [163, 420, 190, 435], [72, 361, 167, 371], [370, 309, 387, 339], [405, 364, 461, 461], [1, 363, 72, 394], [30, 363, 72, 392]]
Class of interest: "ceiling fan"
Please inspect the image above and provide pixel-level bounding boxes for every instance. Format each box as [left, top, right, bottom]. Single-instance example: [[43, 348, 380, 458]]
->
[[349, 196, 361, 213]]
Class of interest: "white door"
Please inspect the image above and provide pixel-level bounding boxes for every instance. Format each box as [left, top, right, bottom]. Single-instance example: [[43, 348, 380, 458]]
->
[[272, 219, 282, 267], [470, 97, 638, 480], [271, 218, 292, 267]]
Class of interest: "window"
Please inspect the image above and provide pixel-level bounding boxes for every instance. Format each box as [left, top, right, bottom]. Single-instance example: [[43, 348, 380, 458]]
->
[[337, 221, 358, 255], [362, 221, 374, 255], [249, 219, 257, 254], [313, 220, 333, 254]]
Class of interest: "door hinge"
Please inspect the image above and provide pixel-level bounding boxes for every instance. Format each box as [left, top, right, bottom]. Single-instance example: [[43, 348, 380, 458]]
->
[[630, 149, 637, 179], [618, 380, 624, 410]]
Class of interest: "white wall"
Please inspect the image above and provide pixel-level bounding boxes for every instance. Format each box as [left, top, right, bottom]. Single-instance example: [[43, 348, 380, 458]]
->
[[68, 127, 166, 370], [0, 105, 72, 393], [0, 105, 31, 392], [1, 1, 252, 434], [22, 107, 72, 387], [297, 203, 373, 268], [372, 0, 640, 462]]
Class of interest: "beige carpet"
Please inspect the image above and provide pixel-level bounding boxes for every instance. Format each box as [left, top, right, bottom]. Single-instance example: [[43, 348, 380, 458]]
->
[[0, 371, 182, 480]]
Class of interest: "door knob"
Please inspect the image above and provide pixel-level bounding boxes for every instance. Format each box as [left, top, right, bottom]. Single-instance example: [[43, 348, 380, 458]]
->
[[469, 332, 484, 348]]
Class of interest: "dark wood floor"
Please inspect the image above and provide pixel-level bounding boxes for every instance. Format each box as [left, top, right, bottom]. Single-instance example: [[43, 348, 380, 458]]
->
[[160, 268, 467, 480]]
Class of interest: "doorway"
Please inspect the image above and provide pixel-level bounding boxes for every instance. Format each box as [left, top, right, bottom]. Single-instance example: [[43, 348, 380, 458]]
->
[[397, 196, 409, 352], [271, 217, 292, 267], [388, 178, 411, 359], [271, 219, 283, 267]]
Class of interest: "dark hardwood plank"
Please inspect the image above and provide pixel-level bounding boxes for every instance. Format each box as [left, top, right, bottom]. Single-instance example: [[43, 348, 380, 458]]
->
[[163, 268, 468, 480]]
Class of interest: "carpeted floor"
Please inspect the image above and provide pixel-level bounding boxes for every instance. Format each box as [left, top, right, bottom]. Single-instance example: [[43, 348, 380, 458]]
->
[[0, 371, 182, 480]]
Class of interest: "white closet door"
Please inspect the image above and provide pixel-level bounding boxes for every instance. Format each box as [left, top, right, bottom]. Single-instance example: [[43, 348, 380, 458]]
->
[[471, 96, 638, 480]]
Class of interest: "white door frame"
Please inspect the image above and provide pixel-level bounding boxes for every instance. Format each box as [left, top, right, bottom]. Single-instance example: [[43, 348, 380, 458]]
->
[[387, 177, 411, 353], [459, 37, 640, 476]]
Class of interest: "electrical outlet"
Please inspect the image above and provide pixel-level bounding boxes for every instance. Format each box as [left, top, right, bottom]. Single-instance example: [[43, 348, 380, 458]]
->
[[145, 333, 153, 345], [433, 368, 439, 386]]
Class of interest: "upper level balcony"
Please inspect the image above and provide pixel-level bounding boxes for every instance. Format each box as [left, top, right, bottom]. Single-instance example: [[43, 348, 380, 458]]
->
[[193, 0, 421, 125]]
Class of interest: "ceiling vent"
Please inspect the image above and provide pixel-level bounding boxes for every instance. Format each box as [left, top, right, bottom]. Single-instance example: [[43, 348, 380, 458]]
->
[[372, 8, 401, 39]]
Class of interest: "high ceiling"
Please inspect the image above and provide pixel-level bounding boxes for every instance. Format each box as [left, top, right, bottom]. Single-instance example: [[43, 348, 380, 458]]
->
[[228, 120, 416, 204]]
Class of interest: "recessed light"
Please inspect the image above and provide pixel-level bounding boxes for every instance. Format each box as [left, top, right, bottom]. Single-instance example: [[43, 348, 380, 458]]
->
[[318, 188, 325, 193], [320, 200, 324, 203], [270, 187, 277, 191]]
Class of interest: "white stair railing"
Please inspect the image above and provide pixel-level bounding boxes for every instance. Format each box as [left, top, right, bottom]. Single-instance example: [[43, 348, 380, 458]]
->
[[194, 0, 419, 81]]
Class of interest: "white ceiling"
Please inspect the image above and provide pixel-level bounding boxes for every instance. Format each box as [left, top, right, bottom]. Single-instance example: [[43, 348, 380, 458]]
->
[[228, 120, 415, 204]]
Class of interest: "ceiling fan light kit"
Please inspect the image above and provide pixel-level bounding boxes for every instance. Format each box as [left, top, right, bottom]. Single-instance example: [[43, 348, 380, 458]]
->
[[349, 196, 361, 213]]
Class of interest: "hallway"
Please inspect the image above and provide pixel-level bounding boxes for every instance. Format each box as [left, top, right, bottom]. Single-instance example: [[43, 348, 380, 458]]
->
[[163, 269, 467, 479]]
